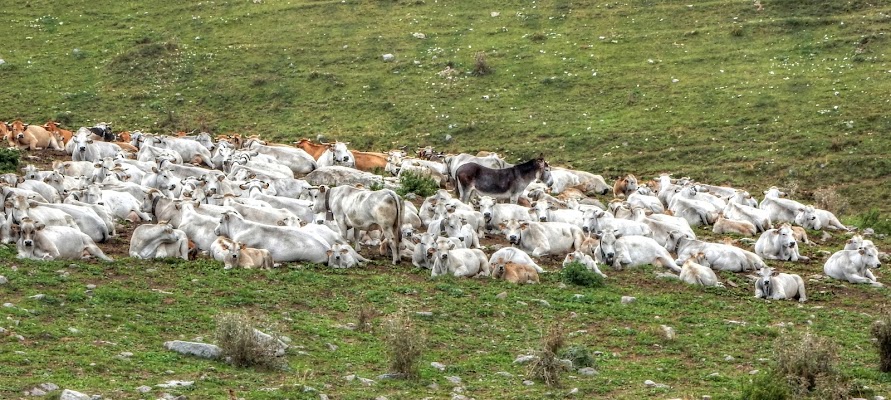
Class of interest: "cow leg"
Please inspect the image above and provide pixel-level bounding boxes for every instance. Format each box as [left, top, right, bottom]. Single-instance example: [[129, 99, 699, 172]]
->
[[794, 276, 807, 302], [86, 243, 113, 261], [847, 273, 878, 285]]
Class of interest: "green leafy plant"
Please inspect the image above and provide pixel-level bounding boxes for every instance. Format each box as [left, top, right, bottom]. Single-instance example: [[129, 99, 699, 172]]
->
[[397, 171, 438, 198], [560, 261, 605, 288]]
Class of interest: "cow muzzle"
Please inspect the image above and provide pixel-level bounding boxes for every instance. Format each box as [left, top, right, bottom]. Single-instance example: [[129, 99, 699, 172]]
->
[[508, 235, 520, 245], [539, 217, 547, 222], [24, 240, 34, 247], [79, 147, 87, 152]]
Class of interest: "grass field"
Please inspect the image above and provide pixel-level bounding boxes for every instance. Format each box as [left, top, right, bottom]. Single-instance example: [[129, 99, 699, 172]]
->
[[2, 0, 891, 398]]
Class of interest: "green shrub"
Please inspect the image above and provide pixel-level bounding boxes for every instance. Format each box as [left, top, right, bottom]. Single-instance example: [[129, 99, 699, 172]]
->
[[739, 372, 790, 400], [397, 171, 438, 198], [472, 51, 492, 76], [851, 208, 891, 235], [560, 261, 605, 288], [0, 148, 20, 173], [560, 344, 595, 369]]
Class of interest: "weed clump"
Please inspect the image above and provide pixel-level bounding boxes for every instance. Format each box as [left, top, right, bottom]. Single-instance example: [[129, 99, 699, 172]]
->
[[739, 371, 791, 400], [215, 313, 286, 370], [560, 344, 595, 369], [357, 305, 377, 333], [472, 51, 492, 76], [397, 171, 438, 198], [0, 148, 20, 173], [773, 331, 850, 399], [560, 261, 604, 288], [813, 187, 849, 216], [528, 322, 566, 386], [852, 208, 891, 235], [382, 311, 426, 379], [871, 311, 891, 372]]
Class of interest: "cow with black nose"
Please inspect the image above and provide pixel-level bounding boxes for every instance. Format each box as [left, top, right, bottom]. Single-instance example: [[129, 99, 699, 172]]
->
[[755, 267, 807, 302], [12, 217, 111, 261]]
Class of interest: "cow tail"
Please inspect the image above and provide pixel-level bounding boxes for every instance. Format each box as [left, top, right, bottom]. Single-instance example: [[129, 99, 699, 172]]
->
[[389, 189, 404, 260]]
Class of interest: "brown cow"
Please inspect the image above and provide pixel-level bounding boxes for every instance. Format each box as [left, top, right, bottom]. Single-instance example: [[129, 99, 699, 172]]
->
[[491, 260, 540, 284], [612, 174, 639, 198], [7, 120, 63, 150], [353, 150, 389, 172], [43, 121, 73, 146], [294, 138, 328, 160]]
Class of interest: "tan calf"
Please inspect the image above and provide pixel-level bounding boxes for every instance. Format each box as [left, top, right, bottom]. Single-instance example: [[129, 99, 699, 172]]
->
[[491, 260, 540, 284], [7, 120, 63, 150], [712, 215, 757, 236]]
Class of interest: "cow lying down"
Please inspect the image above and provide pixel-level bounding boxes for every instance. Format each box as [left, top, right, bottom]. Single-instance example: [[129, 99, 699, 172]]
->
[[491, 260, 540, 284], [754, 267, 807, 302], [12, 217, 112, 261], [824, 248, 882, 287]]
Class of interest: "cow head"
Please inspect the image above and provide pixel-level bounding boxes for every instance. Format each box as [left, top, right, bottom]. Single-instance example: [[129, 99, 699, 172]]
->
[[794, 206, 821, 230], [329, 142, 351, 163], [501, 219, 526, 245], [14, 217, 45, 249], [757, 267, 778, 298], [595, 229, 621, 267]]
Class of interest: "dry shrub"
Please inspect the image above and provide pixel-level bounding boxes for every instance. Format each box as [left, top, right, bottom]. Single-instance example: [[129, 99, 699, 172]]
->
[[472, 51, 492, 76], [382, 311, 426, 379], [357, 305, 378, 333], [528, 322, 566, 386], [871, 310, 891, 373], [215, 313, 286, 370], [813, 187, 849, 216], [773, 331, 850, 399]]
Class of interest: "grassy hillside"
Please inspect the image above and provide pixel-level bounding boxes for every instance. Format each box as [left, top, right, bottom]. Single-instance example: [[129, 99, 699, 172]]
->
[[3, 0, 891, 215], [2, 1, 891, 399]]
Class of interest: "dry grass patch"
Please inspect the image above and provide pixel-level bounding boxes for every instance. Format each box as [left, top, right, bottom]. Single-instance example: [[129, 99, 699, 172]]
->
[[382, 311, 426, 379]]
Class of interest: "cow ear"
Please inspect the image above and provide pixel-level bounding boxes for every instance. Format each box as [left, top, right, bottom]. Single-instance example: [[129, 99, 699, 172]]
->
[[340, 248, 349, 255], [239, 184, 248, 190], [527, 208, 535, 215], [449, 242, 456, 249], [36, 222, 46, 230], [220, 242, 229, 250], [520, 222, 529, 230], [299, 220, 308, 227], [28, 200, 39, 208], [411, 236, 421, 244], [4, 200, 11, 209], [239, 243, 247, 250], [217, 174, 225, 182], [326, 250, 333, 257], [277, 220, 285, 226]]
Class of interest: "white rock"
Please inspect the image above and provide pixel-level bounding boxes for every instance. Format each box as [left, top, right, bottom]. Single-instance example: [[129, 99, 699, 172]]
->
[[522, 380, 534, 386], [660, 325, 676, 340], [343, 374, 356, 381], [749, 369, 759, 375], [319, 395, 329, 400], [326, 343, 338, 351], [382, 54, 395, 62], [40, 383, 60, 391], [446, 376, 462, 385], [514, 355, 537, 364], [60, 389, 91, 400], [68, 327, 80, 334], [490, 11, 500, 17], [0, 59, 5, 65], [724, 355, 735, 362], [431, 362, 446, 371], [578, 367, 597, 376], [495, 371, 513, 378], [535, 299, 551, 307], [495, 291, 507, 299], [0, 276, 7, 284], [875, 396, 886, 400], [357, 377, 375, 386], [163, 341, 221, 359], [86, 284, 97, 290], [621, 296, 636, 304], [416, 311, 434, 317], [136, 386, 151, 393], [30, 294, 46, 300], [156, 380, 193, 388], [412, 32, 426, 39], [28, 388, 47, 396], [644, 379, 657, 387], [568, 387, 579, 395]]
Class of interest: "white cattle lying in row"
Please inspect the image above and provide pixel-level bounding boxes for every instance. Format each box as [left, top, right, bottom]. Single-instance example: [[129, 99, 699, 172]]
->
[[593, 230, 680, 272], [129, 223, 189, 260], [488, 247, 544, 273], [430, 240, 490, 278], [754, 223, 808, 262], [794, 205, 847, 231], [501, 219, 584, 257], [529, 200, 584, 228], [562, 251, 607, 278], [667, 231, 764, 272], [678, 256, 721, 287], [626, 189, 664, 214], [759, 186, 806, 224], [491, 260, 540, 284], [824, 248, 882, 287], [628, 207, 695, 249], [476, 195, 529, 232], [755, 267, 807, 302], [215, 211, 331, 264], [667, 186, 719, 227], [581, 209, 651, 238], [722, 201, 771, 233], [12, 217, 112, 261]]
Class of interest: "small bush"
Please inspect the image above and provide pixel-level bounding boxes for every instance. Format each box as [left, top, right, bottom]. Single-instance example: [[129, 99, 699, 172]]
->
[[851, 208, 891, 235], [773, 331, 850, 399], [215, 313, 286, 370], [397, 171, 438, 198], [739, 372, 791, 400], [472, 51, 492, 76], [560, 344, 595, 369], [0, 148, 20, 173], [529, 32, 547, 42], [871, 311, 891, 373], [813, 187, 849, 216], [560, 261, 605, 288], [730, 25, 745, 37], [528, 322, 566, 386], [357, 305, 377, 333], [382, 311, 426, 379]]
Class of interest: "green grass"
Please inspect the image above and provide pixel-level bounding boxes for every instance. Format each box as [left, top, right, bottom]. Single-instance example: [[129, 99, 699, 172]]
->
[[3, 1, 891, 398]]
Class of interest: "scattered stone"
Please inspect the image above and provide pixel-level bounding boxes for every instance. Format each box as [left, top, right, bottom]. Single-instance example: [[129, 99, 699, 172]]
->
[[749, 369, 759, 375], [568, 387, 579, 395], [163, 341, 222, 359], [427, 382, 439, 390], [60, 389, 91, 400], [573, 294, 584, 299], [29, 294, 46, 300], [490, 11, 500, 17], [514, 355, 537, 364], [118, 352, 134, 358], [68, 264, 78, 269], [655, 272, 679, 280], [357, 377, 375, 386], [412, 32, 426, 39], [875, 396, 886, 400], [415, 311, 434, 317], [68, 327, 80, 334], [557, 358, 573, 371], [707, 372, 720, 378], [724, 355, 735, 362], [377, 373, 405, 380], [319, 395, 329, 400], [343, 374, 356, 382], [451, 395, 469, 400], [376, 396, 389, 400], [86, 284, 97, 290], [495, 291, 507, 300], [382, 54, 395, 62], [660, 325, 676, 340], [156, 380, 193, 388], [495, 371, 513, 378], [702, 396, 712, 400], [252, 329, 288, 356], [644, 380, 657, 387], [445, 376, 462, 385], [404, 193, 417, 201], [444, 134, 452, 142], [27, 388, 47, 396], [726, 280, 739, 288], [534, 299, 551, 307], [0, 276, 7, 285], [431, 362, 446, 371], [516, 301, 527, 306], [578, 367, 597, 376], [522, 380, 535, 386], [40, 383, 59, 392], [326, 343, 338, 352], [621, 296, 636, 304], [593, 351, 603, 356]]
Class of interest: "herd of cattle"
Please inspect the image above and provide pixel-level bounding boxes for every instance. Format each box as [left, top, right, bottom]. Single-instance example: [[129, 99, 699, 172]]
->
[[0, 120, 884, 300]]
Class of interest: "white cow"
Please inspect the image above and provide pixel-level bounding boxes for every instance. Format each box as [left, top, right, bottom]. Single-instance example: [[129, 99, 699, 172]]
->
[[316, 142, 355, 168], [754, 266, 807, 302], [215, 211, 331, 264], [581, 208, 651, 237], [593, 230, 680, 272], [794, 205, 847, 231], [430, 239, 490, 278], [754, 223, 808, 262], [529, 200, 584, 228], [488, 247, 545, 273], [722, 201, 771, 233], [12, 217, 112, 261], [824, 248, 882, 287], [667, 185, 719, 227], [129, 223, 189, 260], [326, 243, 361, 269], [562, 251, 607, 278], [759, 186, 807, 224], [501, 219, 584, 257], [627, 189, 665, 214], [667, 231, 765, 272], [476, 195, 529, 232]]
